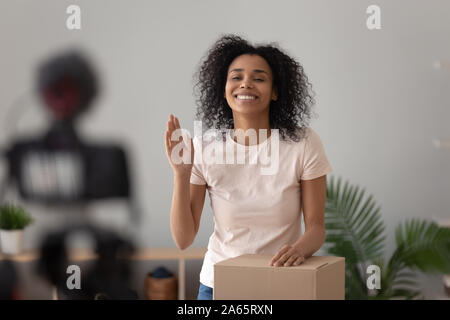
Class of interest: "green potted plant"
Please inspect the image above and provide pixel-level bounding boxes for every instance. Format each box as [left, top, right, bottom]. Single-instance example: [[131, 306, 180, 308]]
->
[[0, 204, 34, 255], [324, 176, 450, 299]]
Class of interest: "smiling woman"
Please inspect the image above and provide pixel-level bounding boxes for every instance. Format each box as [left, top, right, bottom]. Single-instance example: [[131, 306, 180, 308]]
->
[[225, 54, 278, 126], [194, 34, 315, 143], [164, 34, 332, 300]]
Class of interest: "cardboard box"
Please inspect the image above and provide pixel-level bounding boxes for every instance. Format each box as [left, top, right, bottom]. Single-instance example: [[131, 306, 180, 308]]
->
[[214, 254, 345, 300]]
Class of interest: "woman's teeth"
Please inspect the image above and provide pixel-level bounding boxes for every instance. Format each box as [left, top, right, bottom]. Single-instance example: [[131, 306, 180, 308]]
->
[[236, 95, 256, 100]]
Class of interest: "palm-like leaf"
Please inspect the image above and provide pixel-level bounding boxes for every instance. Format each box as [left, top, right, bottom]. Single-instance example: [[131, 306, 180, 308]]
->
[[371, 255, 423, 300], [324, 176, 450, 300], [377, 219, 450, 299], [325, 176, 385, 264], [324, 176, 386, 298], [394, 219, 450, 273]]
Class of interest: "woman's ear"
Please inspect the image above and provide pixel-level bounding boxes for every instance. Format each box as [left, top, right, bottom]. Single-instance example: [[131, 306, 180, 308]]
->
[[272, 87, 278, 101]]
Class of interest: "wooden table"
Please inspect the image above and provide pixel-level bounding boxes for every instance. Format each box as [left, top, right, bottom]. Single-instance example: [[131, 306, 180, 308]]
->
[[0, 247, 207, 300]]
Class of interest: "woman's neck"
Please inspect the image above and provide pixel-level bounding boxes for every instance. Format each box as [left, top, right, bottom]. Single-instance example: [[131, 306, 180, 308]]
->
[[232, 113, 271, 146]]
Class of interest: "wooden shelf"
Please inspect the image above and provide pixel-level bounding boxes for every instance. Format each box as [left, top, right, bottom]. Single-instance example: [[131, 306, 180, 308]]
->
[[0, 247, 207, 300], [0, 246, 206, 262]]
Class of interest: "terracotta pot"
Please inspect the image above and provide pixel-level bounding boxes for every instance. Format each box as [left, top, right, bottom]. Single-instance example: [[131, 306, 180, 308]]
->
[[145, 273, 178, 300]]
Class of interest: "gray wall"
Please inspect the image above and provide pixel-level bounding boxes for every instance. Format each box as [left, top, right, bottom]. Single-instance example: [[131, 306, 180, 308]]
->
[[1, 0, 449, 299]]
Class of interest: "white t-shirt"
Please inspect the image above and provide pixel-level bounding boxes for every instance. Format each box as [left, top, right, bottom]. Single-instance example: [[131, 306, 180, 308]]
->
[[189, 127, 333, 288]]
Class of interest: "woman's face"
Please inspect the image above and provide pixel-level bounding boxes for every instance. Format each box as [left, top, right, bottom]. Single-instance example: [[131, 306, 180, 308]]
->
[[225, 54, 277, 116]]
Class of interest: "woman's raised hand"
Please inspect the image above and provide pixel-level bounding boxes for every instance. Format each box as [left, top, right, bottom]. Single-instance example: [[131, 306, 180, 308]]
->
[[165, 114, 194, 177]]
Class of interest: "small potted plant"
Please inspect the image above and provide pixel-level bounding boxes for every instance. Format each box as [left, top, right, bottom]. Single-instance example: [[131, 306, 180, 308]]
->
[[0, 204, 34, 255]]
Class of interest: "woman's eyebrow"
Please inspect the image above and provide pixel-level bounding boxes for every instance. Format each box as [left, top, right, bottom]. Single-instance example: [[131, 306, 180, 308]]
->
[[229, 68, 269, 75]]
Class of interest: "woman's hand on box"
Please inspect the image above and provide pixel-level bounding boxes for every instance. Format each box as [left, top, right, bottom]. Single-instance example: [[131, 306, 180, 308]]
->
[[269, 244, 305, 267]]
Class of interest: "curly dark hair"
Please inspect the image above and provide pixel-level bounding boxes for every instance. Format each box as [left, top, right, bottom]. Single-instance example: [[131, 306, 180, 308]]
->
[[193, 34, 316, 142]]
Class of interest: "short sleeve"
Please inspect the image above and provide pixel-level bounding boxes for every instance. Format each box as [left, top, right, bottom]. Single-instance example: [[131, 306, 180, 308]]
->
[[301, 128, 333, 180], [190, 163, 206, 185], [190, 136, 207, 185]]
